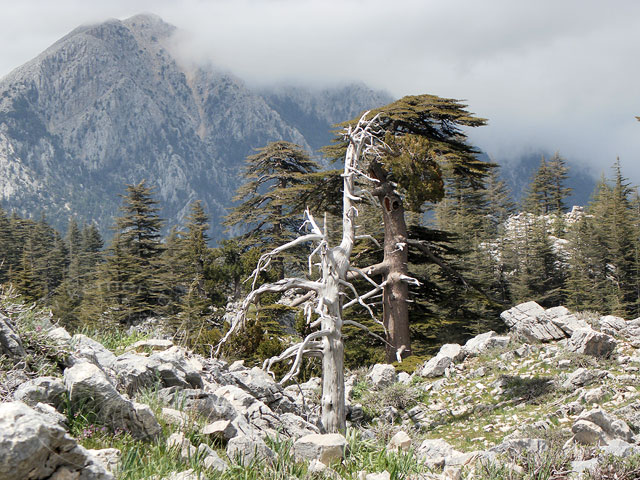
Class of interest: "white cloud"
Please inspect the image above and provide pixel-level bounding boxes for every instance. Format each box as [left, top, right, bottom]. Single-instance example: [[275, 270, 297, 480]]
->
[[0, 0, 639, 182]]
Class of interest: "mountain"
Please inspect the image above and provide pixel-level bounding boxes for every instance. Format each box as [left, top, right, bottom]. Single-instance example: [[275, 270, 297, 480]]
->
[[0, 14, 392, 240]]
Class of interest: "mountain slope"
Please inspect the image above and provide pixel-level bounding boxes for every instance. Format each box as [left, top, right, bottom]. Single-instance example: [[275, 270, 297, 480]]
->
[[0, 14, 392, 239]]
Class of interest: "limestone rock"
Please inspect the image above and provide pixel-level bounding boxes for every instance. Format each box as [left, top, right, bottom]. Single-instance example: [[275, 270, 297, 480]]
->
[[562, 368, 608, 389], [568, 328, 617, 357], [599, 315, 626, 334], [549, 314, 590, 336], [227, 435, 275, 466], [202, 419, 237, 441], [70, 334, 117, 370], [230, 366, 283, 406], [64, 362, 161, 439], [387, 431, 412, 451], [615, 401, 640, 433], [47, 327, 72, 342], [600, 438, 640, 458], [0, 401, 113, 480], [293, 433, 348, 465], [13, 376, 66, 409], [500, 301, 566, 342], [367, 364, 397, 388], [125, 338, 174, 353], [463, 331, 510, 356], [417, 438, 462, 468], [419, 344, 465, 378], [572, 408, 633, 445], [0, 313, 25, 358], [87, 448, 121, 475], [159, 387, 237, 422], [490, 438, 548, 456]]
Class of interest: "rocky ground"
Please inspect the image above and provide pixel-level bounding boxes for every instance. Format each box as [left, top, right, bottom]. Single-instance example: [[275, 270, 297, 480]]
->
[[3, 294, 640, 479]]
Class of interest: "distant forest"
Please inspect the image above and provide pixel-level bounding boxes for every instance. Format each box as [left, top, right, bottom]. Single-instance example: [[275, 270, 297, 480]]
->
[[1, 149, 639, 368]]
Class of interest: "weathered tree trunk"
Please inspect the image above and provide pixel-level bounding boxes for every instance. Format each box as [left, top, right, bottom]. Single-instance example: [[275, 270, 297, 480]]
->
[[221, 116, 375, 434], [370, 161, 412, 362]]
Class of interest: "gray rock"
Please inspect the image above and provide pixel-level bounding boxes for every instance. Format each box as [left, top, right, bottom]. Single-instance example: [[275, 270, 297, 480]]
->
[[600, 439, 640, 457], [568, 328, 617, 357], [463, 331, 510, 356], [599, 315, 627, 334], [227, 435, 275, 466], [367, 364, 397, 388], [615, 401, 640, 433], [160, 470, 199, 480], [71, 334, 117, 369], [112, 348, 203, 396], [0, 401, 113, 480], [579, 387, 608, 405], [545, 306, 571, 319], [550, 314, 590, 336], [571, 458, 598, 475], [387, 431, 412, 451], [167, 432, 227, 472], [125, 338, 174, 352], [417, 438, 462, 468], [87, 448, 121, 474], [0, 313, 25, 358], [293, 433, 348, 465], [562, 368, 608, 389], [47, 326, 72, 342], [159, 387, 237, 422], [13, 376, 66, 409], [202, 419, 237, 441], [277, 412, 321, 439], [64, 361, 161, 439], [491, 438, 548, 456], [572, 408, 633, 445], [149, 347, 203, 389], [32, 402, 68, 429], [500, 301, 566, 342], [230, 366, 282, 405], [419, 344, 465, 378]]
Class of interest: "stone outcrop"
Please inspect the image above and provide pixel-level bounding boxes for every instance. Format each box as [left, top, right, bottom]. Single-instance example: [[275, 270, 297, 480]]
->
[[64, 362, 162, 440], [0, 401, 112, 480], [572, 408, 634, 445], [13, 376, 66, 409], [0, 313, 25, 358], [567, 328, 617, 357], [463, 331, 510, 356], [293, 433, 348, 465], [500, 301, 566, 342], [420, 344, 466, 378]]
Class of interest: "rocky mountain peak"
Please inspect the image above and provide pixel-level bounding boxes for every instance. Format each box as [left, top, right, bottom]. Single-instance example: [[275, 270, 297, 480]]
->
[[0, 14, 392, 239]]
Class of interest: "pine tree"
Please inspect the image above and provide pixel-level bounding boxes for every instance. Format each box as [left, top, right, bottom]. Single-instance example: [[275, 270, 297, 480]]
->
[[523, 154, 572, 215], [104, 181, 165, 324], [225, 141, 321, 275]]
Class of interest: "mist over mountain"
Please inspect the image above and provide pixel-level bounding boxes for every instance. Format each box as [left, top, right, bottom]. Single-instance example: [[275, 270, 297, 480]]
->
[[496, 153, 597, 208], [0, 13, 391, 240]]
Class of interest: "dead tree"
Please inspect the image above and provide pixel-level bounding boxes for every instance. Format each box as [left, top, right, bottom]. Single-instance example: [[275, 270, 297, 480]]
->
[[216, 114, 391, 432]]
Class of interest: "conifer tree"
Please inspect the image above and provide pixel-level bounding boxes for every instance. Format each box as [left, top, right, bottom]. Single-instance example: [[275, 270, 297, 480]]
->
[[225, 141, 321, 276], [523, 153, 571, 216], [326, 95, 490, 361], [104, 181, 165, 323]]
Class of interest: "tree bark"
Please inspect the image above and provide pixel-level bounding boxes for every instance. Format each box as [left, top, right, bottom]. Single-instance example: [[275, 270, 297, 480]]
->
[[370, 161, 411, 362]]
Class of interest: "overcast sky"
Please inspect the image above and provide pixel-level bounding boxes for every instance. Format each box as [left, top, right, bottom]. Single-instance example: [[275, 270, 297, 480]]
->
[[1, 0, 639, 182]]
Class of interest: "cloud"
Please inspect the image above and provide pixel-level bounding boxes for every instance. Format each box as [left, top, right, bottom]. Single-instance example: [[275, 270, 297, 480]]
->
[[0, 0, 639, 182]]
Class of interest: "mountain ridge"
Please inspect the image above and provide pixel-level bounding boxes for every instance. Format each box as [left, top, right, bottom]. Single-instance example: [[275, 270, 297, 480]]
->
[[0, 13, 392, 240]]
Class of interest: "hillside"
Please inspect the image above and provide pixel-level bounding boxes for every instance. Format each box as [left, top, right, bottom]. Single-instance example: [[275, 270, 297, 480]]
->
[[3, 290, 640, 479], [0, 13, 391, 239]]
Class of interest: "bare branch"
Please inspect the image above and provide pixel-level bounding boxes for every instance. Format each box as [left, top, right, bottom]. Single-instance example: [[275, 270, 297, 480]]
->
[[264, 329, 332, 384], [355, 234, 380, 248]]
